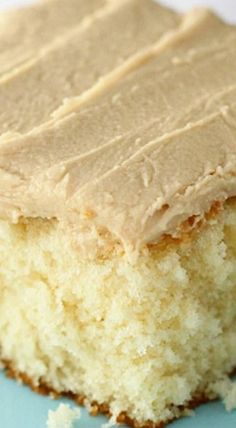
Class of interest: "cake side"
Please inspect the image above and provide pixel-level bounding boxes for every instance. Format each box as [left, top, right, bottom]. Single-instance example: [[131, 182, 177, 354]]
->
[[0, 199, 236, 426]]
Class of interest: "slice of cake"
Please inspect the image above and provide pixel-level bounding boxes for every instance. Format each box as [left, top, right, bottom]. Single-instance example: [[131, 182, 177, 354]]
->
[[0, 2, 236, 428], [0, 0, 180, 134]]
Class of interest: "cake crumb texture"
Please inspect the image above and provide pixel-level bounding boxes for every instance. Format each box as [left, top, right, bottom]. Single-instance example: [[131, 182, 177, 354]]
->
[[208, 376, 236, 412], [0, 199, 236, 426], [47, 403, 81, 428]]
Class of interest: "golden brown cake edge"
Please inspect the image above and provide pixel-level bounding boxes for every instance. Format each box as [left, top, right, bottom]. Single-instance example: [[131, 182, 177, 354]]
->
[[2, 359, 232, 428]]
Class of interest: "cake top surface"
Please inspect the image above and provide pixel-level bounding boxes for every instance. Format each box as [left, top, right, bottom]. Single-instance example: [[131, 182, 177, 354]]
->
[[0, 0, 236, 260]]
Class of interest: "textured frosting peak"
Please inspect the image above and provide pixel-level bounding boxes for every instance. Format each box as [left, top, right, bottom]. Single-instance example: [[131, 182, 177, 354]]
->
[[0, 0, 180, 134], [0, 0, 110, 78]]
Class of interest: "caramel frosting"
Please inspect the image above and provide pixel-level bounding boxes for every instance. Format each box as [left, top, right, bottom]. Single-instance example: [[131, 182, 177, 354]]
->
[[0, 0, 180, 134], [0, 0, 109, 78], [0, 5, 236, 259]]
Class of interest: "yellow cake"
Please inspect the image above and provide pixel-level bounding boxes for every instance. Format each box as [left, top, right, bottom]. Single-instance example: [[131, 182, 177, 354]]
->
[[0, 1, 236, 427]]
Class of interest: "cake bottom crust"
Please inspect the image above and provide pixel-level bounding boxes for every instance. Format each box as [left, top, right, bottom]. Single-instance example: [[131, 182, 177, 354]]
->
[[2, 359, 223, 428]]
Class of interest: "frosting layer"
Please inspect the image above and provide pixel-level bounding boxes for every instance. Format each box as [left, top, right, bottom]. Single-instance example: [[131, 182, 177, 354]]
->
[[0, 5, 236, 259], [0, 0, 180, 134], [0, 0, 109, 78]]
